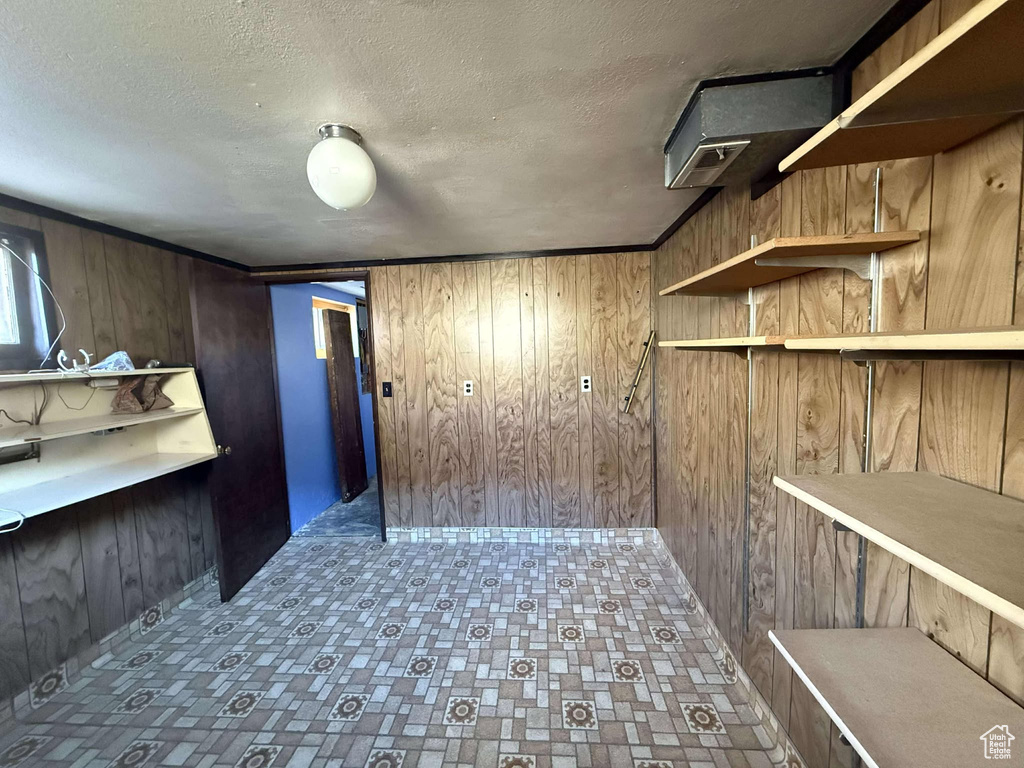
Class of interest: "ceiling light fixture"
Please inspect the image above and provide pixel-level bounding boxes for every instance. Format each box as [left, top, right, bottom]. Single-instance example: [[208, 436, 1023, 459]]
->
[[306, 124, 376, 210]]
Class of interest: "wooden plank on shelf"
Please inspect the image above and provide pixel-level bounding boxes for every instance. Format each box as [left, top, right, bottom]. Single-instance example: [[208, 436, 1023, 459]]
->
[[658, 232, 919, 297], [780, 0, 1024, 171], [0, 453, 216, 520], [773, 471, 1024, 631], [0, 407, 204, 449], [659, 335, 788, 349], [770, 627, 1024, 768], [786, 326, 1024, 351]]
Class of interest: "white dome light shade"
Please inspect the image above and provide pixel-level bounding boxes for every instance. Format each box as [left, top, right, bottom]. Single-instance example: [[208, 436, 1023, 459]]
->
[[306, 125, 376, 210]]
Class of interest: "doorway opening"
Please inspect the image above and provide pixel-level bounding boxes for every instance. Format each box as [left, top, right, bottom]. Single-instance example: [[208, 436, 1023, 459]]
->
[[268, 278, 383, 538]]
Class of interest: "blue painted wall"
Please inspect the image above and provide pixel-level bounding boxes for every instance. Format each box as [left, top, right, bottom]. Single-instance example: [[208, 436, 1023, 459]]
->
[[270, 283, 377, 533]]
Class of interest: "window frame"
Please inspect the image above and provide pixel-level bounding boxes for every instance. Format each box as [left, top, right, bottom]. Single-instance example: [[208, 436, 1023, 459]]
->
[[0, 221, 58, 372]]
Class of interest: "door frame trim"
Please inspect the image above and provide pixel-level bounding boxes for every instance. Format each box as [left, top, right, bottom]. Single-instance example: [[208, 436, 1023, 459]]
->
[[261, 269, 387, 542]]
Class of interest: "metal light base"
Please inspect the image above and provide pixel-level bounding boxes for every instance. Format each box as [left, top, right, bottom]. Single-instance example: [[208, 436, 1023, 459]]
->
[[317, 124, 363, 145]]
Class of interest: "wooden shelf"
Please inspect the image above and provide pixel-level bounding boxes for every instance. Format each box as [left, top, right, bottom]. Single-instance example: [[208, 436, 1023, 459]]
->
[[658, 232, 919, 296], [781, 0, 1024, 171], [770, 628, 1024, 768], [659, 336, 787, 351], [0, 407, 204, 449], [774, 472, 1024, 630], [0, 452, 216, 521], [785, 326, 1024, 362], [0, 367, 195, 387]]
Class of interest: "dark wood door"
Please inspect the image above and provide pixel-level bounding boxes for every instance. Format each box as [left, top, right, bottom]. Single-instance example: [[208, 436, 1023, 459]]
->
[[324, 310, 368, 502], [190, 261, 290, 601]]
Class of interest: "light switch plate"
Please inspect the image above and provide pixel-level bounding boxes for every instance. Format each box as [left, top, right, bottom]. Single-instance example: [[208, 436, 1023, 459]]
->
[[580, 375, 592, 393], [463, 380, 474, 396]]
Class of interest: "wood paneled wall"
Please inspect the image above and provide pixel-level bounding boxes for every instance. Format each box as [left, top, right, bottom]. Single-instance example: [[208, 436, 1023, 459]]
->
[[368, 255, 654, 529], [0, 205, 215, 701], [653, 2, 1024, 766]]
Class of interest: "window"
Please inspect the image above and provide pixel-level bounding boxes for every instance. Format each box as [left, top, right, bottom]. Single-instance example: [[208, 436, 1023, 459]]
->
[[0, 248, 19, 345], [0, 223, 57, 371], [311, 296, 358, 359]]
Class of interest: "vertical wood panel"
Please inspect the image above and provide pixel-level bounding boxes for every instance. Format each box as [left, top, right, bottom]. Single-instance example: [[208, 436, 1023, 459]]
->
[[386, 266, 413, 526], [491, 259, 526, 526], [160, 250, 188, 362], [453, 262, 486, 525], [591, 253, 621, 527], [533, 259, 553, 526], [520, 259, 540, 527], [617, 252, 653, 527], [422, 263, 461, 525], [548, 257, 580, 527], [13, 508, 91, 678], [39, 219, 96, 355], [0, 536, 30, 697], [77, 496, 127, 641], [400, 265, 432, 527], [576, 255, 595, 528], [477, 261, 501, 526], [111, 490, 144, 619], [369, 267, 400, 525], [131, 477, 191, 607], [772, 172, 802, 731], [79, 229, 118, 358]]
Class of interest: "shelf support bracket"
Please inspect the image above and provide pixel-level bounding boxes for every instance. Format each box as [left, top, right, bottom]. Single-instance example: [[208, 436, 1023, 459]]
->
[[754, 254, 872, 280], [832, 519, 855, 533]]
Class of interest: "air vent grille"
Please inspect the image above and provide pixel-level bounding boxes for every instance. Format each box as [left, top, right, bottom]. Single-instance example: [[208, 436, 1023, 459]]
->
[[668, 140, 750, 189]]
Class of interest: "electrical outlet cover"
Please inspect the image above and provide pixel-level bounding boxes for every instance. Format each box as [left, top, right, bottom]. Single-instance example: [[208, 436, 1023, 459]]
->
[[463, 380, 474, 396], [580, 375, 592, 393]]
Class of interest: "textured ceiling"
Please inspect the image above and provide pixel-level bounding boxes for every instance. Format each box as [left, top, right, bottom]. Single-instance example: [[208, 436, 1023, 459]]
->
[[0, 0, 893, 267]]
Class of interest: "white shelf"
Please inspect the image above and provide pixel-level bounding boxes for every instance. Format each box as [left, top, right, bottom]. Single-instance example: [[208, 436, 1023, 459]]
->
[[774, 471, 1024, 631], [0, 367, 194, 386], [770, 628, 1024, 768], [0, 452, 216, 521], [0, 368, 217, 519], [0, 407, 204, 449]]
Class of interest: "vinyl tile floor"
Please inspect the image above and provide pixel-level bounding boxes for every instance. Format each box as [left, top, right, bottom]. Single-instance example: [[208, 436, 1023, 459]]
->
[[0, 530, 787, 768], [294, 477, 382, 538]]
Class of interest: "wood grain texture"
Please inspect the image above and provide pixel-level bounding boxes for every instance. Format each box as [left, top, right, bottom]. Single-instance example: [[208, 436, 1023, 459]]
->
[[534, 260, 554, 526], [0, 536, 30, 697], [616, 252, 653, 527], [649, 6, 1024, 761], [79, 229, 117, 358], [131, 476, 191, 608], [452, 262, 486, 525], [576, 255, 596, 528], [548, 257, 580, 527], [0, 207, 215, 702], [399, 264, 433, 527], [591, 253, 621, 528], [476, 261, 501, 526], [76, 495, 127, 641], [12, 508, 91, 678], [743, 348, 778, 700], [39, 219, 96, 355], [368, 267, 400, 525], [422, 263, 461, 526], [927, 118, 1021, 329], [385, 266, 413, 525], [520, 259, 540, 526], [491, 259, 527, 526]]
